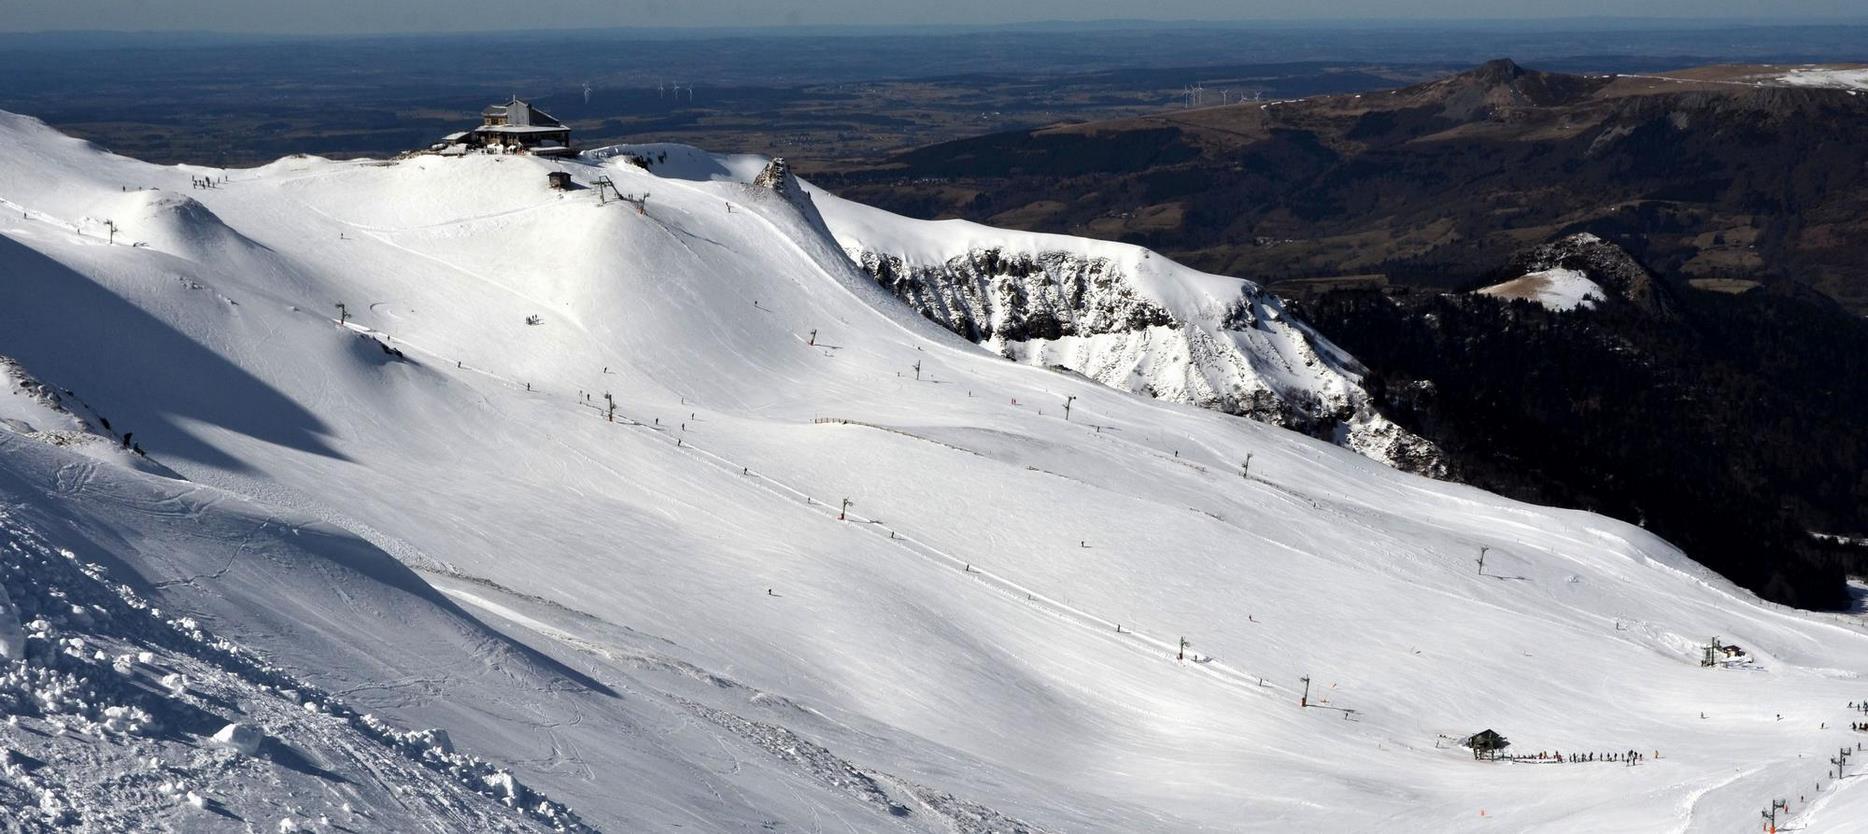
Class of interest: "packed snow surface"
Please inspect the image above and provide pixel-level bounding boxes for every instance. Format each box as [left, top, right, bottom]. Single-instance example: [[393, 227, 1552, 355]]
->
[[1477, 267, 1606, 312], [3, 110, 1868, 832], [1775, 67, 1868, 92]]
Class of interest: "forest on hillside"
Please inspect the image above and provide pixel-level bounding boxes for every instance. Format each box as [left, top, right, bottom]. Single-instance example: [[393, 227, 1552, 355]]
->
[[1296, 283, 1868, 609]]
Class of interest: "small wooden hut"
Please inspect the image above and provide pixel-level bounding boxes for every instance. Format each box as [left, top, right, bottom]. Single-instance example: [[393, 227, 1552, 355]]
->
[[1465, 729, 1510, 760]]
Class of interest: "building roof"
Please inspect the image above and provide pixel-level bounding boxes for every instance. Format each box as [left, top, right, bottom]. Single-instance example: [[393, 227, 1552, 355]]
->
[[474, 125, 571, 135], [1466, 729, 1509, 748], [482, 97, 563, 129]]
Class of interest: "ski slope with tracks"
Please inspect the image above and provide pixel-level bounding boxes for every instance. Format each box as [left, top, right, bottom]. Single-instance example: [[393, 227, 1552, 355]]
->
[[3, 111, 1867, 832]]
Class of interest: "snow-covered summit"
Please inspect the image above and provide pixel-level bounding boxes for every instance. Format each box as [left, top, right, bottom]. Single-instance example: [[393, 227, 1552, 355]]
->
[[1477, 267, 1606, 311], [4, 110, 1868, 832], [1485, 231, 1676, 316]]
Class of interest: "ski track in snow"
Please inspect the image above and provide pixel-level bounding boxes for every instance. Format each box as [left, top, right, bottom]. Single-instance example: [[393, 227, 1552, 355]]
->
[[320, 303, 1291, 707], [6, 117, 1868, 832]]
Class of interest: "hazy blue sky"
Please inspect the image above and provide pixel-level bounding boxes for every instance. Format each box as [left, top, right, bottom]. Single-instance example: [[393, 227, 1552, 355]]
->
[[1, 0, 1860, 33]]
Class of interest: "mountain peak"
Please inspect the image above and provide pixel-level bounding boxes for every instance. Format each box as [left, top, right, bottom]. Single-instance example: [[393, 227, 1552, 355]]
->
[[1414, 58, 1605, 109], [1506, 232, 1677, 317], [1470, 58, 1526, 84]]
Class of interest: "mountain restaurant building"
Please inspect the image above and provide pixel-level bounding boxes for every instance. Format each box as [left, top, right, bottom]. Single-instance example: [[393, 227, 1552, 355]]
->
[[450, 98, 575, 157]]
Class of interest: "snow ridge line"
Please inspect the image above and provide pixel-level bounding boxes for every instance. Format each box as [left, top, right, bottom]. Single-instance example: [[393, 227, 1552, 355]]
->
[[313, 310, 1296, 706], [0, 192, 87, 237]]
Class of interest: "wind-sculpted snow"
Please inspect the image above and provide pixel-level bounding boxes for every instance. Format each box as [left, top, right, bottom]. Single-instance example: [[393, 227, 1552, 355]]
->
[[0, 457, 590, 832], [5, 112, 1868, 832], [823, 194, 1443, 474]]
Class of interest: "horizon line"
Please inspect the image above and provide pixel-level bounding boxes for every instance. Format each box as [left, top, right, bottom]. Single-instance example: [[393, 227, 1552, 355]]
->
[[6, 16, 1868, 40]]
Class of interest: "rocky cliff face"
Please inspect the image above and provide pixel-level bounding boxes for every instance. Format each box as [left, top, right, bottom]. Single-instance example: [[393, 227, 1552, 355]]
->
[[854, 247, 1175, 343], [846, 244, 1445, 475]]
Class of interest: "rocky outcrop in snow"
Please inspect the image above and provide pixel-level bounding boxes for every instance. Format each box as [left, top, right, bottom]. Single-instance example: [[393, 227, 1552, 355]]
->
[[839, 238, 1444, 475], [752, 156, 803, 199], [852, 247, 1176, 344], [1, 356, 97, 446]]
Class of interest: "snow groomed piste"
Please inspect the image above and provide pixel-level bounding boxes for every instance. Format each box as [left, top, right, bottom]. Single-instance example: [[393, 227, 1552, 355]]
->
[[3, 110, 1868, 831]]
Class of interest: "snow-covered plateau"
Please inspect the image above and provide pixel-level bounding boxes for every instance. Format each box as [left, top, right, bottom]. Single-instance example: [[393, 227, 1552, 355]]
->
[[1775, 66, 1868, 92], [2, 110, 1868, 832]]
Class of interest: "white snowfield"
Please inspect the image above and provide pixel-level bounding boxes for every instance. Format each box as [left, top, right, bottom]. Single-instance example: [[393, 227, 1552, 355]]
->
[[1477, 267, 1606, 312], [1774, 67, 1868, 92], [2, 110, 1868, 832]]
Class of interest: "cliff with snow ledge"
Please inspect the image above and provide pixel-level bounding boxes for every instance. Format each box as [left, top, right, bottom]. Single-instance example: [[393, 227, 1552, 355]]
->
[[812, 190, 1443, 474]]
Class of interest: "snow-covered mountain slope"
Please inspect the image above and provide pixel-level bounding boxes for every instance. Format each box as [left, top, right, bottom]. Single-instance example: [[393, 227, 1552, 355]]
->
[[0, 433, 589, 832], [811, 189, 1444, 473], [4, 110, 1868, 832]]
